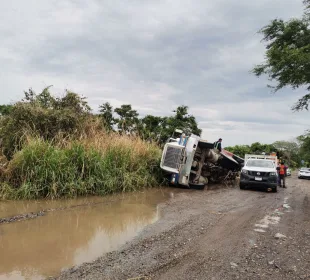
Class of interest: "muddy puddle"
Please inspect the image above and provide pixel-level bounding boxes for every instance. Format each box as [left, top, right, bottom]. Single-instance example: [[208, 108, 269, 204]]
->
[[0, 187, 189, 280]]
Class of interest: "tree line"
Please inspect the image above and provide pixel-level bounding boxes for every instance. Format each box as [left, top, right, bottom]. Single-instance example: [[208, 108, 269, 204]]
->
[[0, 87, 309, 168], [0, 87, 201, 159], [98, 101, 201, 141], [225, 136, 310, 168]]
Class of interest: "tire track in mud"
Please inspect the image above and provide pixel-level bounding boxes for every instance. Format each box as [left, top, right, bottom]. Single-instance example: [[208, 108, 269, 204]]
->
[[0, 210, 45, 224], [0, 200, 116, 225]]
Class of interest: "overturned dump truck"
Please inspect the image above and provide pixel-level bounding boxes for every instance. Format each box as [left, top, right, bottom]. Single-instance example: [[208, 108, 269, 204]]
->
[[160, 133, 244, 189]]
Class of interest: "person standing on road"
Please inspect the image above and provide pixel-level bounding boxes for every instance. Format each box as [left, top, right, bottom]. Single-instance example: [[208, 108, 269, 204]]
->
[[214, 138, 222, 153], [277, 161, 287, 188], [277, 162, 281, 186]]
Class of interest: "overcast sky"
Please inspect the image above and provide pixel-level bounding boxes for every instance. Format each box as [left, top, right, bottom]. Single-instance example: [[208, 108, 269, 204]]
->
[[0, 0, 309, 147]]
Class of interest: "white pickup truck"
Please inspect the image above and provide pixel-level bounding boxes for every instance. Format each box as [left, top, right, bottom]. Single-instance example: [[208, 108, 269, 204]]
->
[[240, 154, 278, 192]]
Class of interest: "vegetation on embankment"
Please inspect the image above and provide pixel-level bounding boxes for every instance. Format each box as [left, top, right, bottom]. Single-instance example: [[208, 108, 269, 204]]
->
[[1, 86, 308, 199], [0, 88, 164, 199], [0, 133, 161, 199], [0, 87, 201, 199]]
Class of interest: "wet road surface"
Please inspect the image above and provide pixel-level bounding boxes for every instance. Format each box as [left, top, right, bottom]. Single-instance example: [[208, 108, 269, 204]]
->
[[0, 188, 189, 280], [54, 174, 310, 280]]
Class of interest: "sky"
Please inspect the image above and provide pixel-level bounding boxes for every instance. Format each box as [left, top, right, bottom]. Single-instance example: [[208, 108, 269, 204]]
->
[[0, 0, 309, 147]]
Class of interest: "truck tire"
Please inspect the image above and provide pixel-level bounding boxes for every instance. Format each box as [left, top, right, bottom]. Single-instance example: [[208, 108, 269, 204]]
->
[[239, 183, 245, 190], [188, 182, 205, 190], [272, 186, 277, 193]]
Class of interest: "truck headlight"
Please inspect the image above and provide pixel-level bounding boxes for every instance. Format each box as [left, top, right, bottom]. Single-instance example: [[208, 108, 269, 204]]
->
[[242, 169, 248, 174], [270, 172, 276, 176]]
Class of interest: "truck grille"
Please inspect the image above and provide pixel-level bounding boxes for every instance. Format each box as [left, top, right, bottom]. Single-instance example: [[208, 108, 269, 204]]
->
[[248, 171, 269, 176], [163, 146, 183, 170]]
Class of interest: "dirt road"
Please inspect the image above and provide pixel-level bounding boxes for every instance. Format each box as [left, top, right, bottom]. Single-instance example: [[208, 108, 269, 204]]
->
[[54, 174, 310, 280]]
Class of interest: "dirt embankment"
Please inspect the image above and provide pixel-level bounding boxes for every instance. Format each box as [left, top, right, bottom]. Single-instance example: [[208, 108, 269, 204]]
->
[[53, 176, 310, 280]]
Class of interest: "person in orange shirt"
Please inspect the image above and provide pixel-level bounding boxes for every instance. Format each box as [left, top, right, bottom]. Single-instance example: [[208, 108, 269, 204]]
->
[[277, 161, 287, 188]]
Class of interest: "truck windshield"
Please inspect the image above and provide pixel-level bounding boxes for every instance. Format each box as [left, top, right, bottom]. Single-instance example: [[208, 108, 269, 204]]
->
[[246, 160, 274, 168]]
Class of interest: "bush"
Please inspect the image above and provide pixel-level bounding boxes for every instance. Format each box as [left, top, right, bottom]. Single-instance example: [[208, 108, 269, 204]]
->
[[0, 88, 91, 159], [0, 87, 164, 199], [0, 132, 162, 199]]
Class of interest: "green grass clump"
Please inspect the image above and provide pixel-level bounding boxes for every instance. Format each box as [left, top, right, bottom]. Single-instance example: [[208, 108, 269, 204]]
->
[[0, 132, 162, 199]]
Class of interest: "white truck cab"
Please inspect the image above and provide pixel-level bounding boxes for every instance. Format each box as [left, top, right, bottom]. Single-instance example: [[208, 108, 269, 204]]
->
[[160, 130, 244, 189]]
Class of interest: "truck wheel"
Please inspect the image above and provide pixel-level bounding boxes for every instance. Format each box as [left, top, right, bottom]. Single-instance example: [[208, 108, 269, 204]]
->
[[239, 183, 245, 190], [188, 182, 205, 190], [272, 186, 277, 193]]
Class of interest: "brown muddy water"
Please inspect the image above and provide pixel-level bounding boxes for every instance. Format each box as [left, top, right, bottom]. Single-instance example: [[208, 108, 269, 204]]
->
[[0, 187, 189, 280]]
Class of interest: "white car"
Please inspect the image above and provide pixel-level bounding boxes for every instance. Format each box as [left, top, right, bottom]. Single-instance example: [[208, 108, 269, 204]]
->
[[286, 168, 291, 176], [298, 168, 310, 179]]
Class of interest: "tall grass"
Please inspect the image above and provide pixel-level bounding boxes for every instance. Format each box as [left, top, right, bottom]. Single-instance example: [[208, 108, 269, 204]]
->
[[0, 130, 163, 199]]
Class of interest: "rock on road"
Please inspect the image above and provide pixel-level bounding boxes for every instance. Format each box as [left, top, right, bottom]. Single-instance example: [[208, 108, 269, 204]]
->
[[54, 174, 310, 280]]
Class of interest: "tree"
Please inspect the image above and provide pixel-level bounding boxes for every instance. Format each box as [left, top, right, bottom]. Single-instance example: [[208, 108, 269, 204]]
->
[[297, 130, 310, 166], [225, 142, 278, 158], [167, 105, 202, 136], [0, 105, 13, 116], [272, 140, 301, 167], [56, 90, 91, 114], [136, 106, 202, 144], [99, 102, 115, 130], [253, 0, 310, 111], [0, 87, 91, 159], [138, 115, 165, 141], [225, 145, 251, 158], [114, 104, 139, 134]]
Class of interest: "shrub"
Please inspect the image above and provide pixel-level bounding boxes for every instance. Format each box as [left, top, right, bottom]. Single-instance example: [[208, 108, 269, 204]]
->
[[0, 132, 162, 199], [0, 87, 91, 159]]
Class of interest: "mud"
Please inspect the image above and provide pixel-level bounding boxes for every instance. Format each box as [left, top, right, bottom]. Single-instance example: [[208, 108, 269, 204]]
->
[[0, 201, 119, 224], [0, 188, 186, 280], [0, 210, 45, 224], [53, 174, 310, 280]]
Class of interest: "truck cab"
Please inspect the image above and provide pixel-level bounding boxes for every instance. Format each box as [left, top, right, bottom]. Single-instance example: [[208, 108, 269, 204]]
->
[[160, 132, 243, 189], [240, 154, 278, 192]]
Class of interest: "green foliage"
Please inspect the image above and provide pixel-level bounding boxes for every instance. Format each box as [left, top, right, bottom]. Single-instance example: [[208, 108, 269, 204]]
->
[[253, 1, 310, 111], [272, 140, 301, 167], [157, 105, 202, 144], [297, 130, 310, 166], [226, 138, 309, 168], [170, 105, 202, 136], [0, 86, 202, 199], [224, 145, 251, 158], [138, 115, 166, 142], [96, 103, 202, 144], [0, 87, 91, 159], [99, 102, 115, 130], [225, 142, 277, 158], [0, 104, 13, 116], [114, 104, 139, 134], [0, 136, 161, 199]]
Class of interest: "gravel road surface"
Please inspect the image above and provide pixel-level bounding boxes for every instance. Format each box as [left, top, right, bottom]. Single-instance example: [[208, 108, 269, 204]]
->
[[54, 174, 310, 280]]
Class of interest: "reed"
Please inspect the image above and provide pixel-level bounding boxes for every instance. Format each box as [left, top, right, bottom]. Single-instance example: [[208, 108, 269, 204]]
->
[[0, 130, 163, 199]]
